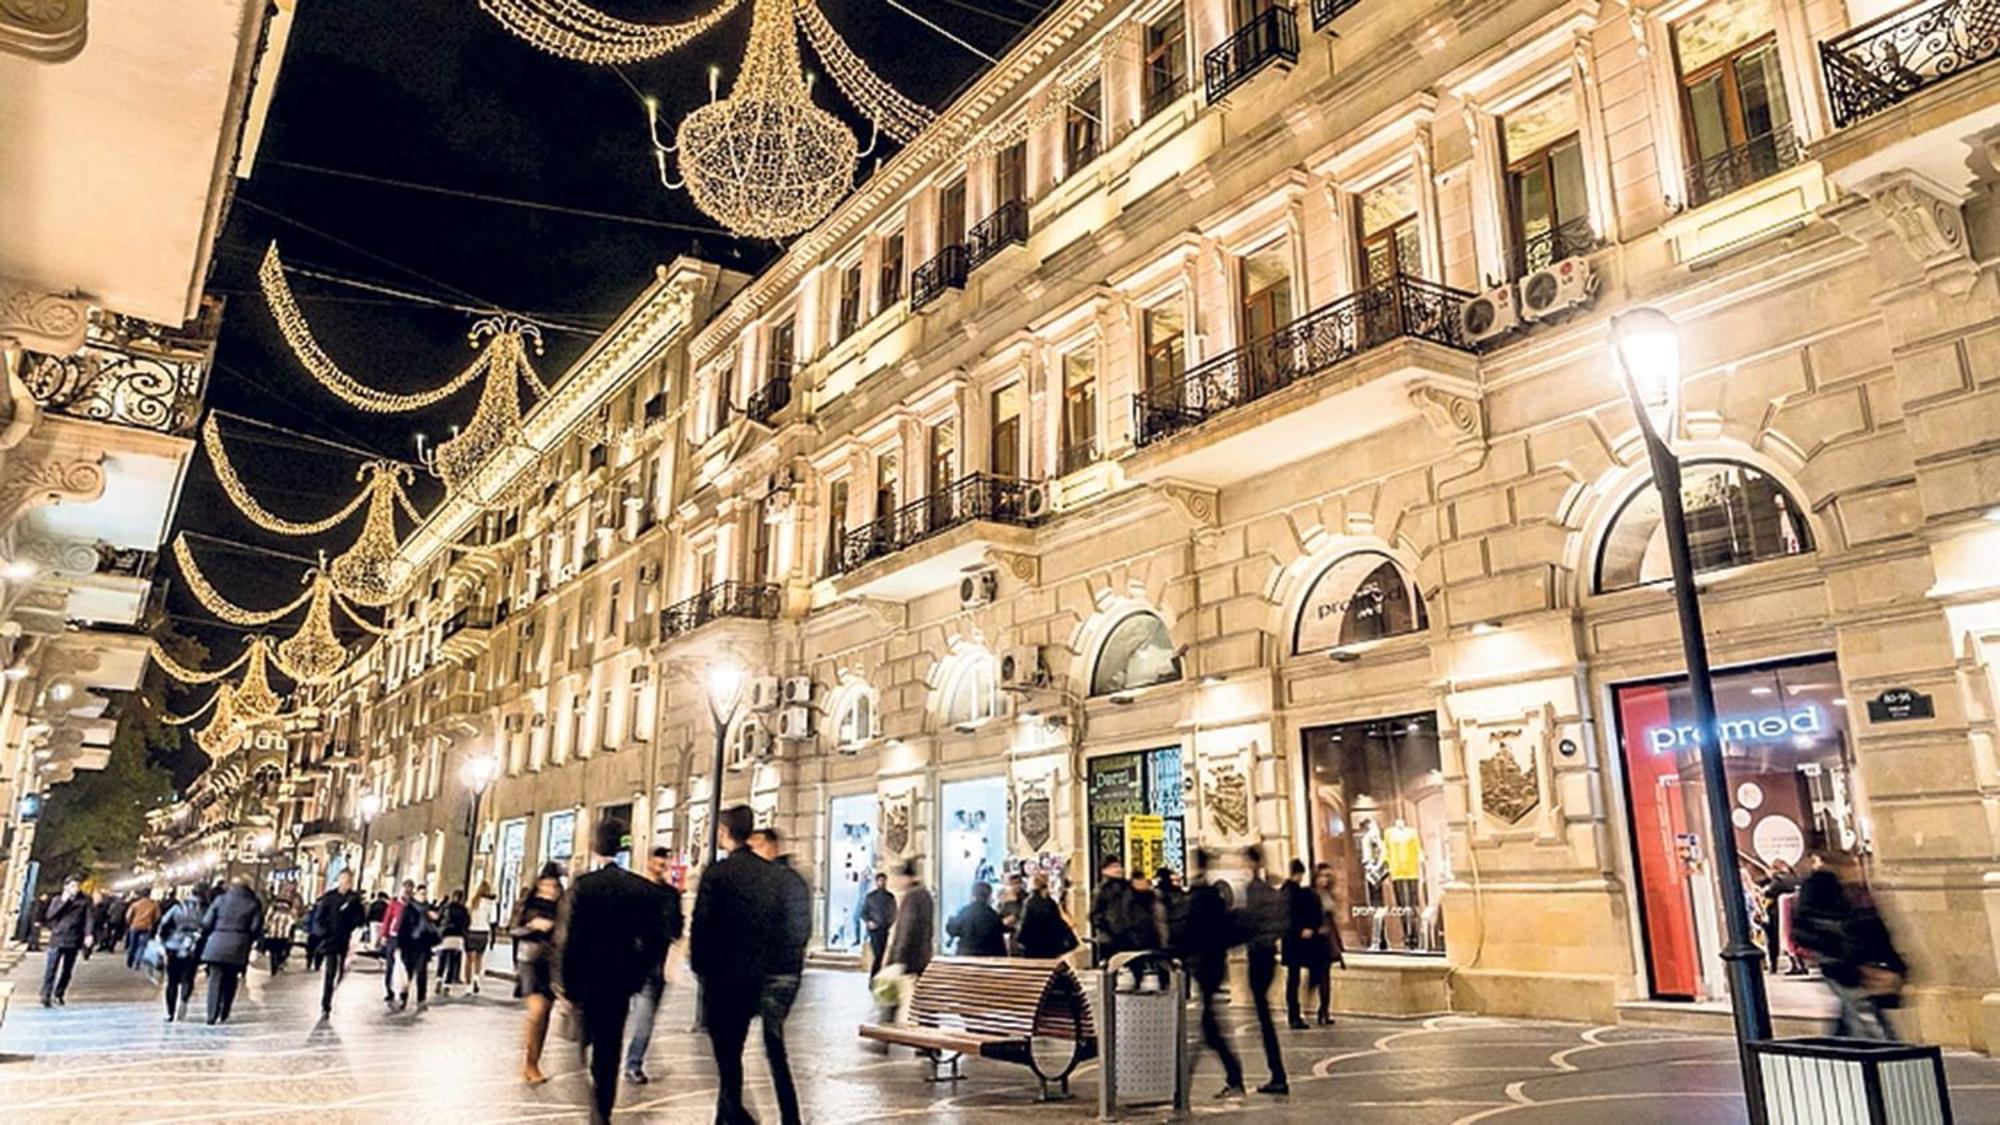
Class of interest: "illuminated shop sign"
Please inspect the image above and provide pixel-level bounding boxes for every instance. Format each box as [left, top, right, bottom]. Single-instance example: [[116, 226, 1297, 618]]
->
[[1646, 704, 1825, 753]]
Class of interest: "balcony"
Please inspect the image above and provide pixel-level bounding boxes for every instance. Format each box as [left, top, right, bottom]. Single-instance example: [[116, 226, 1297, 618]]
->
[[1512, 216, 1600, 277], [910, 245, 969, 312], [658, 580, 782, 642], [439, 606, 498, 663], [1310, 0, 1360, 32], [832, 472, 1044, 600], [1822, 0, 2000, 128], [20, 311, 210, 436], [745, 374, 792, 426], [1125, 273, 1482, 487], [1684, 130, 1805, 209], [1144, 73, 1191, 120], [966, 201, 1029, 272], [1203, 5, 1299, 104], [296, 818, 351, 848]]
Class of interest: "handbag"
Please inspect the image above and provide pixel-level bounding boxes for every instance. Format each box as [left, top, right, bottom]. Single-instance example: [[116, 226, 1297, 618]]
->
[[552, 998, 582, 1041]]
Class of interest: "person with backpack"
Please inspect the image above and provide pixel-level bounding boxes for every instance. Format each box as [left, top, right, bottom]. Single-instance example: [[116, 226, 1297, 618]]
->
[[159, 887, 207, 1021], [308, 869, 365, 1017]]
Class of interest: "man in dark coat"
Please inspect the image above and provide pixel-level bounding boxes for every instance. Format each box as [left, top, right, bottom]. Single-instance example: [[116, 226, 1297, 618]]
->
[[1182, 849, 1245, 1096], [1090, 858, 1134, 962], [621, 846, 685, 1087], [560, 817, 672, 1124], [1240, 846, 1289, 1095], [388, 880, 438, 1010], [946, 880, 1008, 956], [38, 875, 94, 1006], [861, 873, 895, 977], [1281, 858, 1327, 1030], [308, 868, 366, 1017], [199, 878, 264, 1024], [749, 827, 813, 1125], [886, 860, 934, 979], [691, 805, 790, 1125]]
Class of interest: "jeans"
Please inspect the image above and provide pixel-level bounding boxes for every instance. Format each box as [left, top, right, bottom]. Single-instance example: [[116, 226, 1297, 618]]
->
[[320, 944, 348, 1012], [705, 990, 759, 1125], [1247, 945, 1287, 1086], [164, 954, 198, 1018], [624, 974, 664, 1074], [381, 940, 398, 998], [205, 964, 243, 1023], [126, 929, 152, 971], [437, 947, 462, 986], [581, 996, 632, 1124], [1196, 973, 1244, 1089], [40, 946, 79, 1003], [1827, 978, 1899, 1041], [759, 973, 803, 1125]]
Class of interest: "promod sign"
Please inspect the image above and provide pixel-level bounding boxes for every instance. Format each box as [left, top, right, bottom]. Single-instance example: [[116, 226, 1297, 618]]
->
[[1646, 703, 1825, 754]]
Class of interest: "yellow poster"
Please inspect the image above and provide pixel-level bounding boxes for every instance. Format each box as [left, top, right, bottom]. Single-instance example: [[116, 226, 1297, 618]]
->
[[1125, 813, 1164, 876]]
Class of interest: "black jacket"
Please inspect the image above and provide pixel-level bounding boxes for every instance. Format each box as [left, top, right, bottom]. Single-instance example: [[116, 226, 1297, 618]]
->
[[887, 884, 935, 975], [1090, 877, 1133, 955], [310, 889, 366, 952], [862, 887, 896, 940], [1282, 882, 1329, 967], [946, 900, 1007, 957], [200, 886, 265, 968], [768, 860, 812, 976], [391, 897, 438, 949], [1014, 894, 1077, 959], [1183, 880, 1244, 989], [40, 893, 94, 950], [560, 863, 673, 1011], [691, 847, 791, 996]]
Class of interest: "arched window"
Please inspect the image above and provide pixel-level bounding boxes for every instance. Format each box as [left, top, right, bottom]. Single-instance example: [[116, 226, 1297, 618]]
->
[[942, 652, 999, 726], [1596, 461, 1811, 593], [836, 689, 876, 749], [1293, 552, 1429, 654], [1091, 612, 1182, 696]]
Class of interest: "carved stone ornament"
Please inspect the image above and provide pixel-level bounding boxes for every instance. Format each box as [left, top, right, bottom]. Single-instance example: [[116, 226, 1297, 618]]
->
[[1478, 729, 1540, 825], [1408, 381, 1487, 466], [1154, 481, 1220, 530], [0, 452, 105, 526], [0, 0, 85, 63], [1017, 775, 1051, 851], [983, 547, 1038, 584], [1201, 752, 1253, 840], [880, 788, 915, 857], [1868, 177, 1978, 297], [0, 284, 89, 354], [15, 536, 99, 576]]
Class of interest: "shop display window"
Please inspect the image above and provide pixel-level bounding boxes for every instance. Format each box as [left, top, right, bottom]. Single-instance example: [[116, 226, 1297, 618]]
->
[[541, 809, 576, 868], [1086, 747, 1186, 879], [825, 792, 878, 951], [938, 775, 1007, 945], [1293, 552, 1429, 654], [1614, 656, 1862, 1000], [599, 802, 633, 869], [1302, 712, 1448, 955], [494, 818, 527, 919]]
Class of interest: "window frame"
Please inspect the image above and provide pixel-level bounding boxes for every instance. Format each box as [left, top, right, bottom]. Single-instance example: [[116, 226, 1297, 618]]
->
[[1592, 458, 1814, 594]]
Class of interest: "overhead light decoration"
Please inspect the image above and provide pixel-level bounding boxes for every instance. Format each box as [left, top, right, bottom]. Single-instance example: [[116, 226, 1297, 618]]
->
[[416, 318, 547, 508], [274, 576, 347, 686], [231, 641, 283, 726], [171, 539, 390, 645], [204, 415, 426, 537], [328, 463, 418, 606], [193, 684, 243, 758], [476, 0, 745, 65]]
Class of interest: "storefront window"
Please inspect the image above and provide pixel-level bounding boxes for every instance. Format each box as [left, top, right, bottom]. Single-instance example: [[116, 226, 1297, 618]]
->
[[1293, 552, 1429, 654], [1090, 613, 1182, 696], [938, 776, 1007, 947], [1301, 712, 1448, 955], [541, 809, 576, 870], [1086, 747, 1186, 880], [495, 817, 527, 918], [1614, 656, 1862, 1001], [1596, 461, 1810, 592], [826, 792, 878, 951]]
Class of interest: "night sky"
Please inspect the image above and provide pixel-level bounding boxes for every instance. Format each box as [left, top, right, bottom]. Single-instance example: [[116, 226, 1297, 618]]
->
[[168, 0, 1055, 693]]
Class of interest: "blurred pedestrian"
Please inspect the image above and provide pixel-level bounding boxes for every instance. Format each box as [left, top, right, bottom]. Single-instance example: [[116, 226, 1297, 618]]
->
[[512, 864, 564, 1086], [691, 805, 789, 1125], [1281, 859, 1323, 1030], [1184, 849, 1246, 1098], [263, 894, 297, 974], [158, 886, 206, 1022], [997, 871, 1026, 954], [200, 877, 264, 1025], [437, 889, 470, 996], [1157, 868, 1189, 953], [465, 878, 496, 994], [38, 875, 93, 1006], [1123, 873, 1167, 953], [1793, 852, 1906, 1040], [621, 847, 684, 1087], [89, 890, 117, 958], [946, 881, 1007, 956], [124, 889, 161, 971], [559, 818, 671, 1124], [379, 884, 406, 1005], [1013, 873, 1078, 959], [308, 869, 365, 1017], [886, 860, 934, 988], [861, 873, 894, 977], [1090, 857, 1134, 963], [1240, 846, 1288, 1094], [389, 880, 440, 1010], [749, 827, 812, 1125]]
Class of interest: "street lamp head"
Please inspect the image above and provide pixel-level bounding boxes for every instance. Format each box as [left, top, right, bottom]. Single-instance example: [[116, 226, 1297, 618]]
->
[[357, 792, 382, 821], [461, 753, 498, 792], [1609, 306, 1682, 441], [707, 662, 745, 713]]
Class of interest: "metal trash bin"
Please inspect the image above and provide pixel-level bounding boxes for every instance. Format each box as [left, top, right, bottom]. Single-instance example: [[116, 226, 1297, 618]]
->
[[1097, 951, 1189, 1119], [1750, 1037, 1953, 1125]]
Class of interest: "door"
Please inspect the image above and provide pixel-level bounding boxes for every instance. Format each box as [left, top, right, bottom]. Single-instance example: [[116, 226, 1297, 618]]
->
[[826, 793, 878, 951], [495, 818, 526, 927], [937, 776, 1008, 951]]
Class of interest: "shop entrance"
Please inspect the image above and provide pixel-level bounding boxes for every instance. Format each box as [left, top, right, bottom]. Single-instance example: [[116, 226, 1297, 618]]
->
[[1613, 656, 1866, 1005], [825, 792, 878, 951], [1085, 747, 1187, 880]]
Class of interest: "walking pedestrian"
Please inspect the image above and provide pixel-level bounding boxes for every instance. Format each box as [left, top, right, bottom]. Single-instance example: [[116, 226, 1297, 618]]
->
[[1013, 873, 1078, 959], [749, 827, 812, 1125], [946, 881, 1008, 956], [861, 872, 894, 977], [1090, 858, 1134, 964], [691, 805, 789, 1125], [621, 848, 684, 1087], [513, 864, 564, 1086], [1122, 873, 1167, 953], [263, 894, 297, 974], [560, 818, 674, 1124], [1309, 864, 1344, 1025], [1157, 868, 1189, 953], [87, 890, 116, 958], [465, 879, 495, 994], [38, 875, 94, 1007], [389, 880, 439, 1010], [1792, 851, 1907, 1040], [159, 887, 206, 1022], [308, 869, 365, 1017], [1281, 859, 1323, 1030], [124, 889, 161, 972], [379, 885, 405, 1004], [436, 889, 470, 996], [200, 877, 264, 1025], [1240, 846, 1289, 1094], [997, 871, 1026, 954], [1184, 849, 1247, 1098], [876, 859, 935, 1030]]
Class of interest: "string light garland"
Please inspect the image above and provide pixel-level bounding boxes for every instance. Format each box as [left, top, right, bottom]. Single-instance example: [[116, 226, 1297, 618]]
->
[[202, 415, 421, 537], [274, 577, 348, 685], [163, 686, 224, 726], [333, 592, 392, 636], [173, 536, 315, 626], [194, 685, 243, 758], [327, 464, 414, 607], [794, 0, 935, 143], [232, 641, 283, 725], [150, 641, 254, 686], [417, 319, 549, 508], [477, 0, 745, 65], [260, 243, 492, 413]]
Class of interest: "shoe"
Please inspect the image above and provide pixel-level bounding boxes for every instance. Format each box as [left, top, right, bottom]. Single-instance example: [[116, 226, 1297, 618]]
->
[[39, 997, 50, 1008], [1316, 1016, 1334, 1027], [472, 981, 480, 994], [625, 1069, 648, 1085], [320, 1007, 332, 1018], [522, 1067, 548, 1087], [1288, 1019, 1309, 1030], [1213, 1085, 1246, 1099], [54, 995, 64, 1006], [1256, 1081, 1290, 1096], [398, 992, 408, 1011]]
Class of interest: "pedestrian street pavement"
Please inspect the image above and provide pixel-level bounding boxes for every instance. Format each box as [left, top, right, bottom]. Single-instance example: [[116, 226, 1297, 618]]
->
[[5, 949, 2000, 1123]]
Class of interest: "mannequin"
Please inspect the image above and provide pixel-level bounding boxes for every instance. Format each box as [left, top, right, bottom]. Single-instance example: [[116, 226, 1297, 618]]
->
[[1384, 815, 1423, 950], [1358, 817, 1389, 951]]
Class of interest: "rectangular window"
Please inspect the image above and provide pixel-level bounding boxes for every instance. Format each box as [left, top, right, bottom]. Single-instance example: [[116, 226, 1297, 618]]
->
[[1143, 7, 1188, 117], [989, 384, 1022, 479], [710, 359, 735, 436], [878, 229, 905, 306], [938, 179, 967, 249], [605, 580, 621, 637], [578, 596, 593, 645], [1503, 85, 1590, 275], [1359, 175, 1421, 285], [1141, 302, 1186, 394], [1060, 350, 1097, 473], [694, 547, 715, 594], [1065, 80, 1103, 173], [1674, 0, 1792, 205], [836, 260, 863, 340], [767, 318, 796, 385], [600, 689, 616, 751], [1239, 241, 1294, 342], [1301, 712, 1446, 956], [751, 499, 773, 583], [995, 140, 1028, 207], [825, 478, 849, 575], [570, 694, 588, 759], [874, 453, 900, 518]]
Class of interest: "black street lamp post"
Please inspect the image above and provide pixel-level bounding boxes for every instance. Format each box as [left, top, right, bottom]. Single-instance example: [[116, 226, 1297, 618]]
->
[[703, 663, 745, 867], [459, 755, 498, 896], [1610, 308, 1773, 1117]]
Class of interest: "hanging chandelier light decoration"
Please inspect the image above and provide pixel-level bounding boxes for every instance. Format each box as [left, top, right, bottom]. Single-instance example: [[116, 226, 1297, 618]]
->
[[328, 462, 418, 606], [194, 684, 243, 759], [416, 318, 549, 508], [273, 575, 348, 686], [231, 640, 283, 725]]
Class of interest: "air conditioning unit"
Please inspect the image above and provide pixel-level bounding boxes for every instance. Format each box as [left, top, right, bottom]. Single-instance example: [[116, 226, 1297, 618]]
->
[[959, 568, 998, 609], [1519, 256, 1597, 321], [1459, 283, 1520, 344], [999, 645, 1046, 690], [776, 705, 814, 741], [781, 676, 813, 705], [1022, 481, 1054, 521], [748, 676, 782, 712], [737, 720, 773, 763]]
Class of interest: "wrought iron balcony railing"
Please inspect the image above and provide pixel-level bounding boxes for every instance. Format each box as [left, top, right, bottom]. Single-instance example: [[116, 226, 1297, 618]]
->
[[911, 245, 970, 311], [1204, 4, 1299, 103], [658, 580, 782, 639], [1683, 130, 1805, 208], [20, 312, 210, 436], [95, 545, 157, 580], [745, 374, 792, 425], [967, 201, 1030, 271], [836, 472, 1044, 575], [1133, 272, 1475, 449], [440, 606, 498, 642], [1144, 72, 1191, 118], [1058, 436, 1100, 476], [1310, 0, 1360, 31], [1821, 0, 2000, 128], [1512, 215, 1601, 277]]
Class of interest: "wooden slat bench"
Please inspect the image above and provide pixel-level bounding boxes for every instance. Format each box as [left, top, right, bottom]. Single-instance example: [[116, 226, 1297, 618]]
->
[[859, 957, 1097, 1099]]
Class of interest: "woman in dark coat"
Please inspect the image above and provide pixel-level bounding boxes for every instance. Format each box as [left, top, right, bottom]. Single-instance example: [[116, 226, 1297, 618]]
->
[[511, 864, 564, 1086], [199, 879, 264, 1025], [1013, 875, 1078, 960], [1281, 859, 1328, 1030]]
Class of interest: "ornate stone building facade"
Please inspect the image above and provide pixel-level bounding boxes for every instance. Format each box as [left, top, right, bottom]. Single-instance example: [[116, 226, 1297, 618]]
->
[[254, 0, 2000, 1050]]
